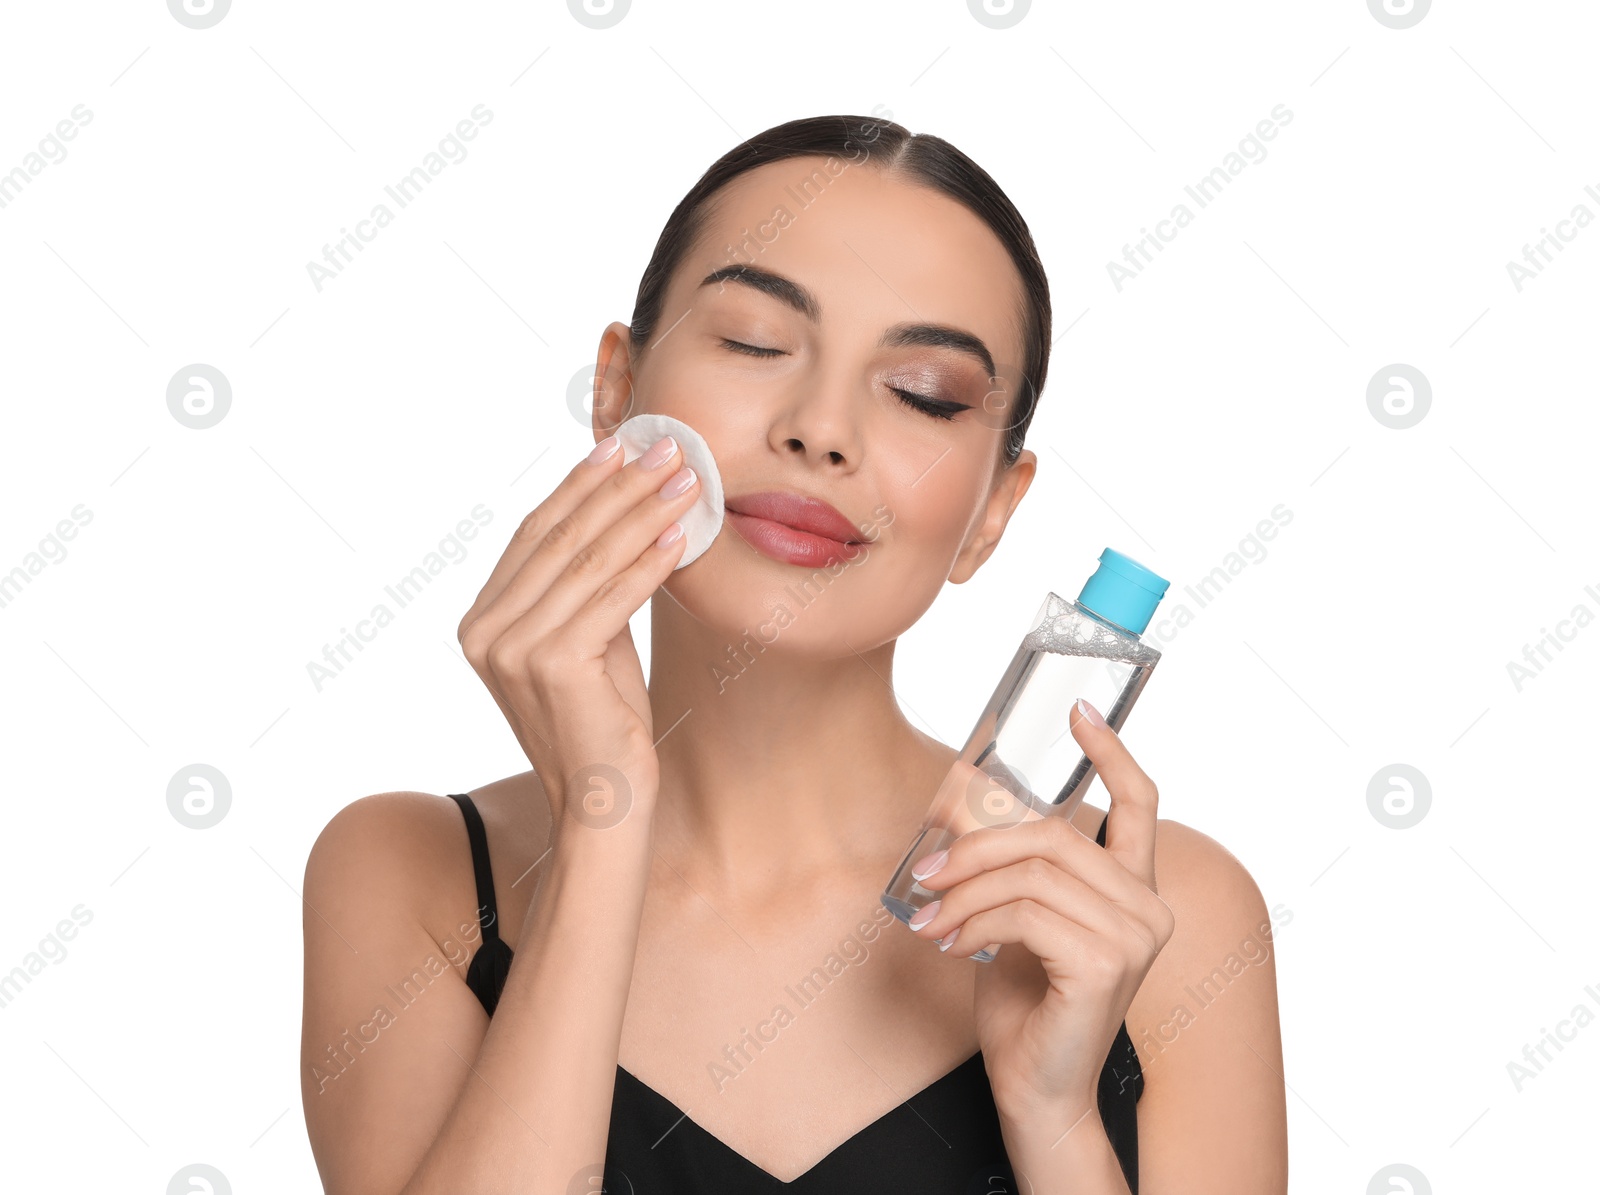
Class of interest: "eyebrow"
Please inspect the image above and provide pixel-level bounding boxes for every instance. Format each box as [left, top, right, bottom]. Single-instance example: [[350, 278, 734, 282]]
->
[[699, 264, 997, 380]]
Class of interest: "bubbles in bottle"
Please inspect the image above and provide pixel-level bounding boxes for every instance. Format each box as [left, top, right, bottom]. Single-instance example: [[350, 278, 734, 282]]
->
[[1026, 595, 1160, 666]]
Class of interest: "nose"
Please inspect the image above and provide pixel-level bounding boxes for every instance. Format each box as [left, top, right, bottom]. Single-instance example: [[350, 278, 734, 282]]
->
[[769, 375, 862, 467]]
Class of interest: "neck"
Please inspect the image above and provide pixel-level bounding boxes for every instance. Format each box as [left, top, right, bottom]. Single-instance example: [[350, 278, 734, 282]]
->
[[644, 585, 951, 899]]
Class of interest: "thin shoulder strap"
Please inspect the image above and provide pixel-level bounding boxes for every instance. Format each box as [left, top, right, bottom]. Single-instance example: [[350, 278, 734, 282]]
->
[[1096, 809, 1110, 846], [447, 793, 500, 943]]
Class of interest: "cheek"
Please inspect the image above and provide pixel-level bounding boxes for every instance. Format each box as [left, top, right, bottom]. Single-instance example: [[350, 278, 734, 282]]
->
[[635, 391, 740, 464], [877, 462, 986, 556]]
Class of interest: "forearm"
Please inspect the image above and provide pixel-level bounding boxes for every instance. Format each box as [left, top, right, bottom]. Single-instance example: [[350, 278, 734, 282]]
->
[[1002, 1106, 1132, 1195], [400, 812, 654, 1194]]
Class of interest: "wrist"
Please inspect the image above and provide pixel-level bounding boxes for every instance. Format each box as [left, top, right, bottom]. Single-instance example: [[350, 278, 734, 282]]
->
[[1002, 1095, 1102, 1145], [514, 812, 656, 952], [1002, 1105, 1130, 1195], [547, 783, 657, 852], [545, 819, 656, 892], [992, 1078, 1100, 1139]]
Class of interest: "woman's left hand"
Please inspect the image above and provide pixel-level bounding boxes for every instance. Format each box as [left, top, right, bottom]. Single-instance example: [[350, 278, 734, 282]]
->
[[904, 697, 1175, 1132]]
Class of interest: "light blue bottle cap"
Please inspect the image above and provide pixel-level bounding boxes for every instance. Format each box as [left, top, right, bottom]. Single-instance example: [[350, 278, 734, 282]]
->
[[1076, 548, 1170, 635]]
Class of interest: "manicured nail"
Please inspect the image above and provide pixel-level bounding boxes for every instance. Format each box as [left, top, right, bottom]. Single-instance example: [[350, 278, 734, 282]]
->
[[659, 466, 697, 498], [1075, 697, 1107, 729], [655, 521, 684, 549], [911, 849, 948, 881], [908, 900, 941, 931], [937, 929, 960, 952], [639, 434, 677, 470], [586, 435, 620, 465]]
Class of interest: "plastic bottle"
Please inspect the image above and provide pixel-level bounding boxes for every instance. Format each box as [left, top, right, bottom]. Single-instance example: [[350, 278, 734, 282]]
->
[[881, 548, 1171, 961]]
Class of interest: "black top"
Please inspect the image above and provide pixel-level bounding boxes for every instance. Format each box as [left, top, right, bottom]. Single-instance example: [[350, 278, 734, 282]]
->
[[448, 792, 1143, 1192]]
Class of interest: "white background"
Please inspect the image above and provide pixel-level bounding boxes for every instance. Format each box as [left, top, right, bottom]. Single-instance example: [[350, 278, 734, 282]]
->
[[1, 1, 1595, 1191]]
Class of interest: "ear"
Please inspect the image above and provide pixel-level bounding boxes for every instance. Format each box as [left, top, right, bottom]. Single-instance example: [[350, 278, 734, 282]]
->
[[949, 448, 1036, 585], [590, 320, 638, 442]]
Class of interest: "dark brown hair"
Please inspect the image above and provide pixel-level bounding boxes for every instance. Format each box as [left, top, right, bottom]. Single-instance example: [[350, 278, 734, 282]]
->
[[627, 113, 1051, 470]]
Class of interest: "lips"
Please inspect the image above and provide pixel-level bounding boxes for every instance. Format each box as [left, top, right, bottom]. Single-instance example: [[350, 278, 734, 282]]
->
[[723, 490, 869, 568], [724, 491, 862, 543]]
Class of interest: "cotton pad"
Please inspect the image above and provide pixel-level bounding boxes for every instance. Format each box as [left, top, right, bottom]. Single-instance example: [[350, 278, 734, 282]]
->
[[613, 414, 725, 569]]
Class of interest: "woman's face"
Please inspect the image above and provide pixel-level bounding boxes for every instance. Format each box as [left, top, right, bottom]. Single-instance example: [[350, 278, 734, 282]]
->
[[593, 154, 1038, 655]]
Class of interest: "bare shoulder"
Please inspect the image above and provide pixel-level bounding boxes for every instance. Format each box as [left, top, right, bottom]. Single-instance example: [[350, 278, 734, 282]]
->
[[1148, 816, 1271, 918], [302, 775, 553, 956], [300, 786, 547, 1194], [1125, 815, 1290, 1192], [1134, 816, 1281, 1009], [1071, 803, 1270, 916], [304, 789, 473, 882], [302, 790, 479, 963]]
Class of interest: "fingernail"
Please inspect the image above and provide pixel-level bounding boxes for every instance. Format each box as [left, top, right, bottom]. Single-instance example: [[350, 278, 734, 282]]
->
[[640, 434, 677, 470], [1075, 697, 1107, 729], [586, 435, 620, 465], [937, 929, 960, 952], [908, 899, 941, 931], [659, 466, 697, 498], [655, 521, 684, 549], [911, 849, 948, 881]]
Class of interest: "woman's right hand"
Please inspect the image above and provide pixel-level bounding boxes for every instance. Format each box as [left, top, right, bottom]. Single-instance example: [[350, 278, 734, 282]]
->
[[457, 431, 700, 833]]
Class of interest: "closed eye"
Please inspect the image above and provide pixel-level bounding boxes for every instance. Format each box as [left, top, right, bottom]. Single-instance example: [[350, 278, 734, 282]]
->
[[888, 387, 970, 422], [720, 338, 784, 357], [720, 339, 970, 422]]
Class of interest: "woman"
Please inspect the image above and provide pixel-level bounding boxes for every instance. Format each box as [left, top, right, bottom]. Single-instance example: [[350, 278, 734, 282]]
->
[[301, 114, 1288, 1194]]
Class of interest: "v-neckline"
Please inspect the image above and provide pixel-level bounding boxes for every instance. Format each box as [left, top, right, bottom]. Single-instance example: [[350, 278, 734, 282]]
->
[[614, 1049, 987, 1186]]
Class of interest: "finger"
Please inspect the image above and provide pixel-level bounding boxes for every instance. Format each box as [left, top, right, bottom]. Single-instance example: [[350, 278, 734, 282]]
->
[[514, 509, 691, 673], [914, 812, 1152, 909], [459, 434, 633, 636], [500, 454, 700, 655], [907, 856, 1131, 949], [1069, 698, 1159, 890], [478, 520, 688, 752], [934, 898, 1111, 976], [462, 436, 693, 656]]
